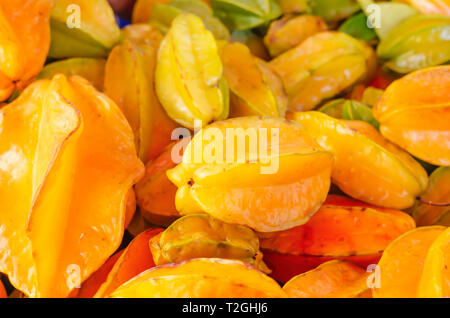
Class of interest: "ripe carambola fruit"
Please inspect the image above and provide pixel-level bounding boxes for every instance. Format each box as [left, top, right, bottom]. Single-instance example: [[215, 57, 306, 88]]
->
[[283, 260, 372, 298], [259, 194, 416, 282], [150, 214, 268, 272], [374, 66, 450, 166], [108, 258, 287, 298], [104, 35, 178, 162], [417, 227, 450, 298], [149, 0, 229, 40], [413, 167, 450, 226], [167, 116, 333, 232], [155, 13, 229, 129], [0, 0, 52, 101], [270, 32, 376, 112], [264, 14, 328, 57], [220, 42, 287, 117], [290, 112, 428, 209], [37, 58, 106, 91], [49, 0, 121, 58], [373, 226, 447, 298], [0, 74, 143, 297]]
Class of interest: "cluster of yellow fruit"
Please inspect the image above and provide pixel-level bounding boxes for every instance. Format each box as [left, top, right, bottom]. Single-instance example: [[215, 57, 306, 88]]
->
[[0, 0, 449, 298]]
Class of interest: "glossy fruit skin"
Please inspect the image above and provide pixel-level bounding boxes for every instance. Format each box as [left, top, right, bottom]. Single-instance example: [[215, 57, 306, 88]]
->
[[94, 228, 164, 297], [211, 0, 282, 31], [290, 112, 428, 209], [377, 15, 450, 73], [135, 140, 186, 226], [150, 214, 268, 271], [104, 35, 178, 163], [109, 258, 287, 298], [0, 0, 52, 101], [413, 167, 450, 226], [417, 227, 450, 297], [49, 0, 121, 58], [167, 116, 333, 232], [220, 42, 287, 117], [397, 0, 450, 15], [374, 226, 446, 298], [0, 75, 143, 297], [259, 195, 415, 282], [37, 58, 106, 91], [270, 32, 376, 111], [283, 260, 372, 298], [374, 66, 450, 166], [155, 13, 229, 129]]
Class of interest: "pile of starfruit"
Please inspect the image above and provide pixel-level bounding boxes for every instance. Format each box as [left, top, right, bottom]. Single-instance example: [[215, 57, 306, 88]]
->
[[0, 0, 449, 299]]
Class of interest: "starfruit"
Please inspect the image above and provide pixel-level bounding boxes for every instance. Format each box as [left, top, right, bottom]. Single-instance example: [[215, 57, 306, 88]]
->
[[94, 228, 164, 298], [49, 0, 121, 58], [373, 226, 447, 298], [413, 167, 450, 226], [358, 0, 418, 40], [132, 0, 171, 23], [397, 0, 450, 15], [0, 280, 5, 298], [270, 31, 376, 111], [374, 66, 450, 166], [210, 0, 282, 30], [290, 112, 428, 209], [319, 98, 379, 129], [105, 35, 178, 162], [264, 14, 328, 57], [220, 42, 287, 117], [360, 86, 384, 107], [377, 14, 450, 73], [310, 0, 360, 23], [0, 74, 144, 297], [167, 116, 333, 232], [283, 260, 372, 298], [37, 58, 106, 91], [278, 0, 309, 14], [338, 12, 377, 42], [77, 250, 124, 298], [149, 0, 229, 40], [229, 30, 270, 60], [259, 194, 416, 282], [417, 227, 450, 297], [149, 214, 268, 272], [109, 258, 287, 298], [120, 24, 164, 48], [135, 140, 187, 226], [155, 13, 229, 129], [0, 0, 52, 101]]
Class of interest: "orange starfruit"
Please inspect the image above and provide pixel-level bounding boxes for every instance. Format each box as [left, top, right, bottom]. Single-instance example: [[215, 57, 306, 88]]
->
[[104, 35, 178, 163], [259, 195, 416, 282], [283, 260, 372, 298], [94, 228, 164, 297], [108, 258, 287, 298], [0, 74, 144, 297]]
